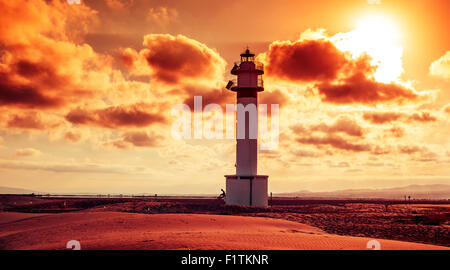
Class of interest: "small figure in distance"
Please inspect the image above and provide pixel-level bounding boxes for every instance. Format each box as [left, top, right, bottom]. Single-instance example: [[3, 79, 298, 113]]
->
[[218, 189, 226, 199]]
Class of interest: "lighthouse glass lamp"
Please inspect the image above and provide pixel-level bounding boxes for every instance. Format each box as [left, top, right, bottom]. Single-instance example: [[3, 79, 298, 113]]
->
[[224, 49, 268, 207]]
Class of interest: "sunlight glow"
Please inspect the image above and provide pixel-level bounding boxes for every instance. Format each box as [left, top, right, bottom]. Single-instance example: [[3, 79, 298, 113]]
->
[[332, 15, 404, 83]]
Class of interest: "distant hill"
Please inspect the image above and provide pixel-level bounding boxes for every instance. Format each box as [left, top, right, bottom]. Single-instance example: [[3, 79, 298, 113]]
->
[[276, 184, 450, 200], [0, 187, 39, 194], [1, 184, 449, 200]]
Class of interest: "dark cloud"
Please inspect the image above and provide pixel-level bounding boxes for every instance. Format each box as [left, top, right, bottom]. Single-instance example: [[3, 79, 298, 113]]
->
[[409, 112, 437, 122], [363, 111, 402, 124], [122, 34, 225, 84], [66, 104, 165, 128], [13, 60, 69, 89], [363, 111, 437, 124], [310, 116, 364, 137], [317, 72, 419, 105], [265, 39, 347, 82], [0, 72, 64, 109]]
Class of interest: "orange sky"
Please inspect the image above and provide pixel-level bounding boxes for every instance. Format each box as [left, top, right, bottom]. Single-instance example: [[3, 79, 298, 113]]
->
[[0, 0, 449, 194]]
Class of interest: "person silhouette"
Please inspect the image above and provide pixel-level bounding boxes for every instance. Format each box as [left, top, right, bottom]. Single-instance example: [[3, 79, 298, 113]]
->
[[218, 189, 226, 199]]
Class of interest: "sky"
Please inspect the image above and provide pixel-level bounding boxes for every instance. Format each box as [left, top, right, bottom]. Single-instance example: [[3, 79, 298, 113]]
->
[[0, 0, 450, 194]]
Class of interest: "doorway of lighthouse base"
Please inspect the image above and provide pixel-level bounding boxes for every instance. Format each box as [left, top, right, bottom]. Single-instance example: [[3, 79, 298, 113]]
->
[[224, 175, 268, 207]]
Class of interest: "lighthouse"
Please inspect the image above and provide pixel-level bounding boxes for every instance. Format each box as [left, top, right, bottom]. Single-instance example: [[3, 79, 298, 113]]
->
[[224, 48, 268, 207]]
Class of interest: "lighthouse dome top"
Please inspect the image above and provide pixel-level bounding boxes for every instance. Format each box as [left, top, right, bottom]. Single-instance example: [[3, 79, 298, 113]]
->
[[240, 48, 255, 58], [240, 48, 256, 63]]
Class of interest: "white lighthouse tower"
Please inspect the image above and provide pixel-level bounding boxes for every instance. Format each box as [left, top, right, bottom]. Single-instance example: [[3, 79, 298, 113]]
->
[[225, 48, 268, 207]]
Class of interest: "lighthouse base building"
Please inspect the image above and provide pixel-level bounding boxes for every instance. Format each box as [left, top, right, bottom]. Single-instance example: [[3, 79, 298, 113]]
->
[[224, 48, 268, 207], [225, 175, 268, 207]]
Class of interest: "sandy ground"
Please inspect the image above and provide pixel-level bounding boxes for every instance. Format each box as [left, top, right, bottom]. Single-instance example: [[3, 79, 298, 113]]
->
[[0, 212, 50, 224], [0, 211, 448, 250]]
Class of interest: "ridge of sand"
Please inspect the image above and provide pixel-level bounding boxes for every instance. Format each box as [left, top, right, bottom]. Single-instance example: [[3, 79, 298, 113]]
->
[[0, 211, 447, 250]]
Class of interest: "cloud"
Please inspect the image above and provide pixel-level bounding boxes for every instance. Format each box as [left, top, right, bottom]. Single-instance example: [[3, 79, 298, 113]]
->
[[385, 126, 404, 138], [64, 131, 83, 143], [0, 0, 111, 111], [146, 7, 179, 26], [408, 112, 437, 122], [398, 145, 422, 155], [182, 86, 234, 110], [262, 30, 427, 105], [121, 34, 226, 84], [0, 159, 151, 175], [0, 44, 109, 109], [259, 89, 289, 106], [316, 71, 420, 105], [429, 51, 450, 79], [296, 134, 371, 152], [107, 140, 131, 150], [290, 116, 370, 152], [66, 103, 165, 129], [105, 0, 134, 11], [264, 39, 348, 82], [6, 112, 62, 130], [0, 0, 98, 44], [363, 111, 437, 124], [310, 116, 364, 137], [0, 71, 64, 109], [443, 104, 450, 114], [363, 111, 402, 124], [371, 145, 391, 155], [105, 131, 163, 149], [122, 131, 162, 147], [291, 149, 323, 158], [15, 148, 42, 157], [397, 145, 438, 162], [0, 1, 232, 153], [117, 47, 140, 70]]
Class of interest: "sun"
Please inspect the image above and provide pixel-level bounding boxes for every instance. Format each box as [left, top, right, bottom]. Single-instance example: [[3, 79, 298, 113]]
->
[[331, 15, 404, 83]]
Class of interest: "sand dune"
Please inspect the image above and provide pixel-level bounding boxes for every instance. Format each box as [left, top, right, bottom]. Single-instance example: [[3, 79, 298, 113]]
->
[[0, 212, 49, 225], [0, 211, 447, 250]]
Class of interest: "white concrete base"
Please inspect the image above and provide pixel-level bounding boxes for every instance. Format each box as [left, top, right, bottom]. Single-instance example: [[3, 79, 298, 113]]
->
[[224, 175, 268, 207]]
